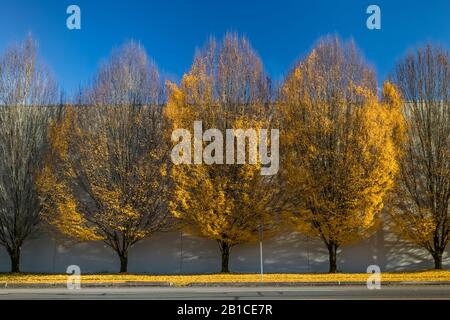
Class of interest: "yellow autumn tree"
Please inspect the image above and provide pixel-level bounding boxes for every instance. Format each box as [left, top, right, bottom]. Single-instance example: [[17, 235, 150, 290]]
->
[[389, 44, 450, 269], [277, 36, 404, 273], [37, 42, 171, 273], [165, 33, 277, 273]]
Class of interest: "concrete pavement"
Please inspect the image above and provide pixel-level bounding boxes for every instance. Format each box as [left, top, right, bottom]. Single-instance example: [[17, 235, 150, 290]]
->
[[0, 285, 449, 299]]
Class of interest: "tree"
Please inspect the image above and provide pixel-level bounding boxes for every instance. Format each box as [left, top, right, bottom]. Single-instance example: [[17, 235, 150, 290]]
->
[[0, 35, 57, 272], [277, 36, 403, 273], [37, 41, 171, 273], [389, 44, 450, 269], [165, 33, 275, 273]]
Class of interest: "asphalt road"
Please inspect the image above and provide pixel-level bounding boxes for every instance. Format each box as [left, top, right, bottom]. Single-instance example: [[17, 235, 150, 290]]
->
[[0, 285, 449, 299]]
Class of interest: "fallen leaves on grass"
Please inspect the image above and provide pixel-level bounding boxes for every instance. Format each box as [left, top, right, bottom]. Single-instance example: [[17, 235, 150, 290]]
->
[[0, 270, 449, 285]]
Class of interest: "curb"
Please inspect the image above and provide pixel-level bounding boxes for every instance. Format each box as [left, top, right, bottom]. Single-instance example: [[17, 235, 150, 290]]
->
[[1, 281, 450, 289], [185, 281, 450, 287], [0, 282, 173, 288]]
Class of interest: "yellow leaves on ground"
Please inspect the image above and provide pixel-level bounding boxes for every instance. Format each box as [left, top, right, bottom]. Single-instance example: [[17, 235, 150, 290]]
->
[[1, 271, 449, 285]]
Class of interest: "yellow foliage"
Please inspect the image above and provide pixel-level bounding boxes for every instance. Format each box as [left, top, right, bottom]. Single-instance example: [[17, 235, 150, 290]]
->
[[37, 104, 171, 254], [276, 37, 404, 254], [1, 271, 449, 285], [166, 34, 274, 251]]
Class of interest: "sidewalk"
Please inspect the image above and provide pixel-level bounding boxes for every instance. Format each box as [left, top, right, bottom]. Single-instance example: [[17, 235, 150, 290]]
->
[[2, 280, 450, 288]]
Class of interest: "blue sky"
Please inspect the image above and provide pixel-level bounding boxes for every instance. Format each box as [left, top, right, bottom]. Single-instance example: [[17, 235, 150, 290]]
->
[[1, 0, 450, 95]]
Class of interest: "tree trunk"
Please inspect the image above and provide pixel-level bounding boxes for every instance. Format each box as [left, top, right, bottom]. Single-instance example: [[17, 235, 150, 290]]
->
[[432, 250, 443, 270], [8, 247, 21, 273], [219, 241, 231, 273], [327, 243, 337, 273], [118, 252, 128, 273]]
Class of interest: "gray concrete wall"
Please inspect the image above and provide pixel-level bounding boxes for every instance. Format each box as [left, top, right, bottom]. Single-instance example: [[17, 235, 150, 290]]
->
[[0, 225, 449, 273]]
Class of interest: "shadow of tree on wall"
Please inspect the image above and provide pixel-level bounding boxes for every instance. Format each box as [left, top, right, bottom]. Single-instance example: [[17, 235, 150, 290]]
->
[[129, 232, 180, 274], [381, 224, 449, 271], [178, 233, 220, 274], [1, 226, 448, 274], [339, 218, 449, 272]]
